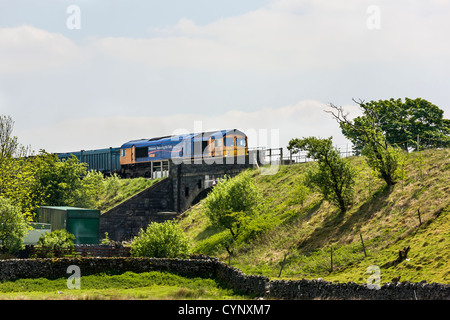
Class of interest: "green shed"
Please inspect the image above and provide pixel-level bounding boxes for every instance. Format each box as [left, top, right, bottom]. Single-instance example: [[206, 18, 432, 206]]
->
[[37, 206, 100, 244]]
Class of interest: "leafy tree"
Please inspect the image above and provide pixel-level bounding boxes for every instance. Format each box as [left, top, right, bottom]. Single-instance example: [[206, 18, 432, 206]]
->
[[327, 100, 406, 187], [32, 152, 104, 208], [0, 115, 36, 218], [288, 137, 356, 213], [0, 197, 29, 253], [32, 153, 88, 207], [130, 220, 191, 258], [75, 170, 105, 208], [1, 115, 105, 219], [203, 170, 261, 260], [335, 98, 450, 152], [0, 157, 38, 218], [204, 171, 260, 239]]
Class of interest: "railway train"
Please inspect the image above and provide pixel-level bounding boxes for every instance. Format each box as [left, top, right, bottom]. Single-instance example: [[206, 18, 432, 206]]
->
[[57, 129, 248, 177]]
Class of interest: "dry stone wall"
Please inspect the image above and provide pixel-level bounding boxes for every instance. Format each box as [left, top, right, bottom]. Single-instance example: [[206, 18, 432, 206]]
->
[[0, 257, 448, 300], [214, 260, 269, 296], [0, 257, 216, 281], [267, 278, 449, 300]]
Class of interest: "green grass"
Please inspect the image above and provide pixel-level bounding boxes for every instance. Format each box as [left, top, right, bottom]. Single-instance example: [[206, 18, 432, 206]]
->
[[178, 148, 450, 284], [0, 271, 248, 300], [98, 176, 161, 213]]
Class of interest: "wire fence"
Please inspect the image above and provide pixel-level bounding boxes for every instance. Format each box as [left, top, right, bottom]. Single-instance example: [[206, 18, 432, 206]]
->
[[255, 134, 450, 166]]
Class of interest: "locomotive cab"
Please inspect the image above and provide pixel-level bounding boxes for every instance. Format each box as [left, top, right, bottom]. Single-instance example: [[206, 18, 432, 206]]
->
[[214, 133, 247, 157], [205, 130, 247, 158]]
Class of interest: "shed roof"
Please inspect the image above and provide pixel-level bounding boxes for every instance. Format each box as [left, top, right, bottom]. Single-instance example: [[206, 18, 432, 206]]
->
[[39, 206, 96, 211]]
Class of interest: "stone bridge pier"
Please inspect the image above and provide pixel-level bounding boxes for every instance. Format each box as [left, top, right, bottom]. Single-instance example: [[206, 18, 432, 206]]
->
[[100, 154, 259, 242]]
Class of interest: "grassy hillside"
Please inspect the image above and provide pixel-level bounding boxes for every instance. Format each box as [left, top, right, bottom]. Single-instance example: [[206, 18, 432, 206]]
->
[[178, 148, 450, 284]]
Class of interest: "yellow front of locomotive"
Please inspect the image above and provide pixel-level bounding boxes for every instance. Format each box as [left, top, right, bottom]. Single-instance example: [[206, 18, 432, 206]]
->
[[220, 134, 247, 157], [235, 134, 248, 156]]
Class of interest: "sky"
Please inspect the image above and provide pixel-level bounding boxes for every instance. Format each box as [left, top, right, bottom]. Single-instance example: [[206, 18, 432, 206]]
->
[[1, 0, 449, 154]]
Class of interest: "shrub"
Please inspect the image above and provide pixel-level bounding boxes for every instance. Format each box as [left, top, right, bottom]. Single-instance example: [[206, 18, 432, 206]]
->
[[0, 197, 29, 253], [288, 137, 356, 213], [130, 220, 191, 258], [287, 183, 310, 206], [37, 229, 75, 257], [202, 170, 263, 261], [362, 141, 405, 187], [203, 170, 260, 240]]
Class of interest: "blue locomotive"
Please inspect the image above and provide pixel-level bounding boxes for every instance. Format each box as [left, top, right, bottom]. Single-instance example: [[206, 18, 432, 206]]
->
[[57, 129, 248, 176]]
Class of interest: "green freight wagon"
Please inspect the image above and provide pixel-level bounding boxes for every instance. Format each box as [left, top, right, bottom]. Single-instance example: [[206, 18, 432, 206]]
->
[[37, 206, 100, 244]]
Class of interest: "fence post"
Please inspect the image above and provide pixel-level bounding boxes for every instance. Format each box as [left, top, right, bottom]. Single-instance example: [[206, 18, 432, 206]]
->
[[330, 247, 333, 273], [360, 233, 367, 257]]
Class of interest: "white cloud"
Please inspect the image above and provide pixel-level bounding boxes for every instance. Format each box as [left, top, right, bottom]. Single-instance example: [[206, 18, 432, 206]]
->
[[18, 100, 356, 153], [0, 25, 88, 73], [1, 1, 450, 76], [92, 0, 450, 75]]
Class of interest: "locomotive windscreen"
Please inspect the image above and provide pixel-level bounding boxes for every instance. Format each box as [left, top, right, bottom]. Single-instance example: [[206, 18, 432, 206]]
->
[[135, 147, 148, 158]]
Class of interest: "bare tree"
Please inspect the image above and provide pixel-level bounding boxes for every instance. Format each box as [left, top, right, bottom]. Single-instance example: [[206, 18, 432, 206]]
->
[[0, 115, 30, 159], [326, 99, 403, 187]]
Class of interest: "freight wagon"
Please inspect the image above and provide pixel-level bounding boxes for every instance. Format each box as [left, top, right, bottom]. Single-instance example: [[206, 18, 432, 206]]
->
[[57, 147, 121, 174]]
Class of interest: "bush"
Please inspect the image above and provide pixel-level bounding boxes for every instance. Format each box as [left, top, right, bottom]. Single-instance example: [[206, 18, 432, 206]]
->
[[362, 141, 405, 187], [130, 220, 191, 258], [287, 182, 310, 206], [37, 229, 75, 257], [202, 170, 263, 261], [0, 197, 29, 253], [288, 137, 356, 213], [203, 170, 261, 240]]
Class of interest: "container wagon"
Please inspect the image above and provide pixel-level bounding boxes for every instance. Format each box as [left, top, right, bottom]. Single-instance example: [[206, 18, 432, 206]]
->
[[57, 147, 121, 175]]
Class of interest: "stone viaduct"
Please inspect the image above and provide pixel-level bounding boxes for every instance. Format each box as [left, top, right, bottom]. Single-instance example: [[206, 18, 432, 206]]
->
[[99, 154, 260, 241]]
